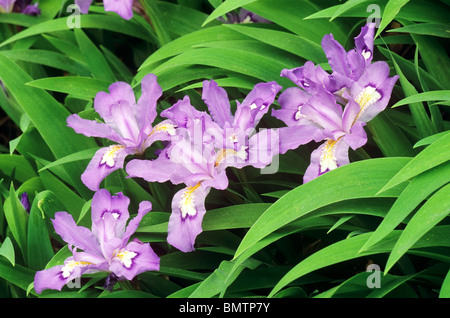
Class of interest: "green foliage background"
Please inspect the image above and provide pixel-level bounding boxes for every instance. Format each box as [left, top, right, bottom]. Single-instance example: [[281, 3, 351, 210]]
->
[[0, 0, 449, 298]]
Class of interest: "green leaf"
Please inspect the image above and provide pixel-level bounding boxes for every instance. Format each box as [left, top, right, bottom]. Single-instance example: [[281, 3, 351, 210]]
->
[[384, 183, 450, 273], [360, 161, 450, 253], [26, 77, 111, 100], [234, 157, 410, 260], [388, 23, 450, 38], [0, 53, 96, 198], [269, 225, 450, 297], [375, 0, 410, 39], [202, 0, 258, 26], [440, 269, 450, 298], [392, 90, 450, 108], [378, 132, 450, 193], [0, 15, 153, 48], [141, 0, 172, 47], [38, 148, 99, 173], [0, 237, 15, 266], [329, 0, 369, 21], [27, 191, 57, 270], [3, 184, 29, 263], [74, 28, 116, 82]]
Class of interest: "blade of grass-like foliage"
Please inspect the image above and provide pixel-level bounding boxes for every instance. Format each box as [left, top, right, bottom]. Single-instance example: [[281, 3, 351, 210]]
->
[[367, 112, 416, 157], [384, 183, 450, 274], [26, 77, 110, 100], [0, 14, 153, 48], [409, 33, 450, 89], [234, 157, 410, 260], [388, 23, 450, 38], [360, 161, 450, 253], [390, 51, 435, 138], [269, 225, 450, 297], [0, 53, 97, 198], [151, 47, 295, 86], [224, 24, 326, 63], [440, 269, 450, 298], [3, 184, 28, 263], [392, 90, 450, 108], [74, 28, 115, 82], [0, 155, 37, 183], [0, 257, 36, 293], [27, 191, 58, 270], [378, 132, 450, 193], [413, 131, 450, 148], [137, 25, 250, 72], [202, 0, 258, 26], [38, 148, 98, 173], [328, 0, 369, 21], [0, 237, 15, 266], [245, 0, 347, 43], [375, 0, 410, 39], [0, 49, 90, 76], [141, 0, 172, 47]]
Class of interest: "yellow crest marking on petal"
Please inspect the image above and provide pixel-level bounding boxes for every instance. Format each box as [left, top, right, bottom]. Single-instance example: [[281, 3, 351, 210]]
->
[[149, 122, 177, 137], [113, 249, 137, 268], [319, 138, 341, 173], [101, 145, 125, 168], [354, 86, 381, 121], [61, 261, 92, 278], [179, 183, 201, 219], [214, 146, 248, 167]]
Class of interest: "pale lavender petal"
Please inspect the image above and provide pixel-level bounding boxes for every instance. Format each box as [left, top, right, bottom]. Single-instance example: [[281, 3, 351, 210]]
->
[[161, 95, 208, 128], [321, 34, 349, 78], [74, 0, 92, 14], [94, 81, 136, 123], [126, 151, 188, 185], [121, 201, 152, 244], [135, 73, 162, 131], [273, 87, 312, 127], [109, 239, 159, 280], [346, 48, 366, 81], [201, 80, 233, 126], [246, 128, 279, 169], [103, 0, 134, 20], [167, 185, 210, 252], [51, 212, 101, 255], [91, 189, 130, 238], [109, 101, 141, 146], [81, 145, 128, 191], [278, 125, 318, 155], [66, 114, 122, 143], [344, 121, 367, 150], [237, 81, 282, 129]]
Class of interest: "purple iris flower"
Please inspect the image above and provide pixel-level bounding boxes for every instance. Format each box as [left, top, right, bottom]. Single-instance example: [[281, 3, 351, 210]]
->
[[67, 73, 176, 191], [273, 24, 398, 183], [33, 189, 160, 294], [0, 0, 40, 15], [75, 0, 134, 20], [126, 80, 282, 252]]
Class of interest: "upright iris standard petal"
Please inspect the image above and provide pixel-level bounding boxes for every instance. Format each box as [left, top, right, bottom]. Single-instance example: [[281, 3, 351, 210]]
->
[[75, 0, 93, 14], [34, 190, 159, 294]]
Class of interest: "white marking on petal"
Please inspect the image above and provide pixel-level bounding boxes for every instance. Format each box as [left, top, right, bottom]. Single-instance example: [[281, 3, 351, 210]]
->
[[354, 85, 381, 121], [179, 184, 201, 219], [319, 139, 341, 173], [101, 145, 125, 168], [362, 49, 372, 60], [250, 102, 258, 110], [295, 105, 304, 121], [113, 249, 137, 269], [61, 261, 92, 278]]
